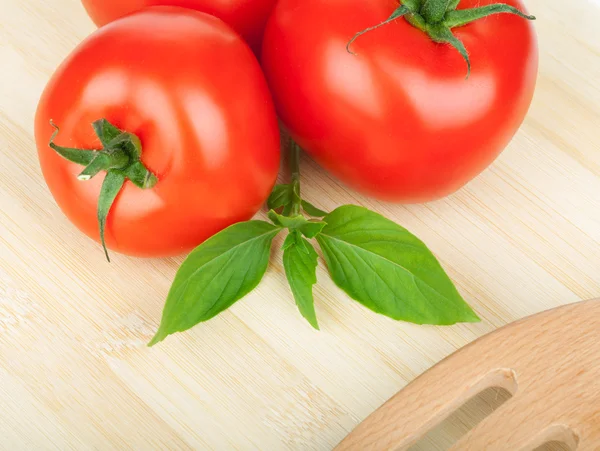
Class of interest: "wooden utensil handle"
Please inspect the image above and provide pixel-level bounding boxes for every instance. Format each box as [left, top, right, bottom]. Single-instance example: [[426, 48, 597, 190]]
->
[[336, 300, 600, 451]]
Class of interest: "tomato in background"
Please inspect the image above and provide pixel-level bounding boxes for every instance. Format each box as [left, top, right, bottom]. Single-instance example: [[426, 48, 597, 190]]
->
[[261, 0, 538, 202], [35, 7, 280, 258], [81, 0, 277, 53]]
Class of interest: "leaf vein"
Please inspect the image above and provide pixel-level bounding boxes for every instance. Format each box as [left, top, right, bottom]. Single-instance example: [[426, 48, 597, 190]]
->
[[181, 229, 278, 286]]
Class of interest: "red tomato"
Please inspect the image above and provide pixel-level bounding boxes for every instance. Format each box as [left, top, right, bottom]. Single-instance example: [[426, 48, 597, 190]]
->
[[81, 0, 277, 53], [261, 0, 538, 202], [35, 7, 280, 258]]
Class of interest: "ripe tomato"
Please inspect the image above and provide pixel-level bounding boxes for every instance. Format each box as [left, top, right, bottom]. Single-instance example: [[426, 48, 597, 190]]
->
[[81, 0, 277, 53], [35, 7, 280, 258], [261, 0, 538, 202]]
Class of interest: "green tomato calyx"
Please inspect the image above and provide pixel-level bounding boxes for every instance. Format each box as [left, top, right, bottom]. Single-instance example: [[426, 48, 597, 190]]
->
[[48, 119, 157, 262], [347, 0, 535, 77]]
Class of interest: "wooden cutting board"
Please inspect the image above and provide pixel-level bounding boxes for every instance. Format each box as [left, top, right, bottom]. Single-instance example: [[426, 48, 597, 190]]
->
[[0, 0, 599, 449]]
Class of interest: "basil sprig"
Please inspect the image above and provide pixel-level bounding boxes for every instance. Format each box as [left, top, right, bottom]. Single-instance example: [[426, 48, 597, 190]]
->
[[149, 142, 479, 345]]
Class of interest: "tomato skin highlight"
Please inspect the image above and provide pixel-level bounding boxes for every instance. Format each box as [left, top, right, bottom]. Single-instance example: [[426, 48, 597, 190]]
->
[[261, 0, 538, 202], [81, 0, 277, 53], [35, 7, 280, 258]]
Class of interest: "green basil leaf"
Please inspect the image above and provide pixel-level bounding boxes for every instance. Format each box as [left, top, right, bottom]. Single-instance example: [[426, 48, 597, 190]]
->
[[283, 231, 320, 330], [302, 200, 328, 217], [268, 210, 326, 238], [267, 184, 292, 211], [149, 221, 281, 346], [282, 233, 312, 255], [316, 205, 479, 325], [267, 183, 302, 216], [282, 232, 297, 251]]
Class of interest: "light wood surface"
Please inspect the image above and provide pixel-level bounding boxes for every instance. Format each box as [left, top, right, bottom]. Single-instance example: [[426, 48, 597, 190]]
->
[[0, 0, 599, 449], [336, 299, 600, 450]]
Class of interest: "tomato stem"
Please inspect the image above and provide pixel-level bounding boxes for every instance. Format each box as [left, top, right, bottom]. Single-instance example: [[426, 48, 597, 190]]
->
[[347, 5, 410, 54], [77, 150, 129, 181], [48, 120, 157, 261], [347, 0, 535, 76]]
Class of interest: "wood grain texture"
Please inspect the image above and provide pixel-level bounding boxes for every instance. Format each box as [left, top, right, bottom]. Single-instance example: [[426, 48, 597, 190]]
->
[[0, 0, 599, 449], [336, 299, 600, 450]]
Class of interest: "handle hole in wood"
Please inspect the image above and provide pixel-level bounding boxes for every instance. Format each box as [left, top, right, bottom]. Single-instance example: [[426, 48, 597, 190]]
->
[[335, 368, 518, 450], [528, 425, 580, 451], [408, 386, 513, 450]]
